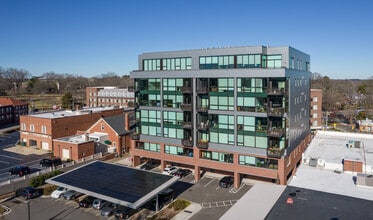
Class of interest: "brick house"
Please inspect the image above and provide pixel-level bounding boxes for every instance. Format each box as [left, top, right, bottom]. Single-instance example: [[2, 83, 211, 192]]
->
[[86, 113, 134, 156], [19, 107, 123, 151], [0, 97, 28, 126], [310, 89, 323, 129]]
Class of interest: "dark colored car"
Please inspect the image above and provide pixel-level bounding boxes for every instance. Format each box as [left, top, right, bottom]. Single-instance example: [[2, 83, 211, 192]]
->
[[16, 186, 41, 200], [79, 196, 96, 208], [114, 205, 138, 219], [39, 158, 62, 167], [9, 166, 30, 177], [173, 169, 192, 178], [219, 176, 234, 188], [140, 159, 160, 170]]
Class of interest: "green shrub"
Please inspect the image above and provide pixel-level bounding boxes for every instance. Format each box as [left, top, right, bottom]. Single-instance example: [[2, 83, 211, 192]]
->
[[168, 199, 191, 211], [29, 170, 63, 187], [43, 185, 58, 195], [0, 205, 5, 215]]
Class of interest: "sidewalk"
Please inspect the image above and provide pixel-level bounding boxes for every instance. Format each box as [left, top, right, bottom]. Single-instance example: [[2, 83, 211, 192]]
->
[[172, 202, 202, 220]]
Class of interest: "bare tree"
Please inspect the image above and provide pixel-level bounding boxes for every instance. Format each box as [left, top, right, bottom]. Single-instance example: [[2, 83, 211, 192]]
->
[[5, 68, 30, 92]]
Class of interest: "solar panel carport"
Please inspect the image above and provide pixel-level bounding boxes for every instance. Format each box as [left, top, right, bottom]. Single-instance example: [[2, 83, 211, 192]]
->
[[46, 160, 179, 209]]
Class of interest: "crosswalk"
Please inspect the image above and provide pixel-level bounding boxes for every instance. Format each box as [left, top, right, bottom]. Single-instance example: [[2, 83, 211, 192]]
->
[[200, 200, 237, 208]]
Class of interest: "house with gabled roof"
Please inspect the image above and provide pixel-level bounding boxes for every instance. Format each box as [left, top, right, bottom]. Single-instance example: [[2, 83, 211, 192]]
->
[[86, 113, 134, 156]]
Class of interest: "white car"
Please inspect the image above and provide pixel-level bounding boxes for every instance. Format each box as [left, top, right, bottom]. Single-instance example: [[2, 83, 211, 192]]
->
[[162, 166, 179, 175], [51, 187, 68, 199]]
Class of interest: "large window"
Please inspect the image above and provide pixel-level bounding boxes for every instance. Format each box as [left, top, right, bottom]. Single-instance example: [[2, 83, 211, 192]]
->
[[137, 78, 161, 107], [209, 78, 234, 111], [144, 57, 191, 71], [163, 111, 183, 139], [140, 110, 161, 136], [163, 57, 192, 70], [199, 56, 234, 69], [238, 155, 278, 169], [201, 150, 233, 163], [209, 114, 235, 145], [163, 78, 183, 108], [237, 78, 267, 93], [237, 116, 268, 148], [237, 54, 261, 68], [165, 145, 193, 157], [143, 142, 160, 152], [264, 55, 282, 68]]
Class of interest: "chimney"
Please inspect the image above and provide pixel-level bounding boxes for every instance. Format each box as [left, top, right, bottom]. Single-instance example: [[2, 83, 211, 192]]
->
[[125, 113, 130, 131]]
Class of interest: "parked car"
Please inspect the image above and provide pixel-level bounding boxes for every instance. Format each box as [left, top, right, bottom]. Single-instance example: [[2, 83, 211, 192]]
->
[[39, 157, 62, 167], [9, 165, 30, 177], [16, 186, 41, 200], [93, 198, 109, 210], [219, 176, 234, 188], [140, 159, 160, 170], [173, 169, 192, 178], [162, 166, 178, 175], [101, 203, 118, 217], [51, 187, 68, 199], [79, 196, 96, 208], [63, 190, 82, 200], [149, 188, 174, 210], [114, 205, 138, 219]]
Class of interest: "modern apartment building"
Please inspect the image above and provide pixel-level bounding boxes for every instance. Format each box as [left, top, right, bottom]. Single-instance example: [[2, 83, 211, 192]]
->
[[130, 46, 312, 186], [86, 86, 135, 108], [310, 89, 323, 129]]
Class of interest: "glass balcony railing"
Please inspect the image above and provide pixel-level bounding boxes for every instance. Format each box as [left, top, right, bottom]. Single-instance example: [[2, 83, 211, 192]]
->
[[180, 103, 192, 111], [267, 127, 285, 137], [197, 140, 209, 149], [267, 147, 283, 158], [267, 108, 284, 117]]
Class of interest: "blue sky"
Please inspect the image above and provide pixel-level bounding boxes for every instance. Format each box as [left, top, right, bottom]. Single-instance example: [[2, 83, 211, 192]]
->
[[0, 0, 372, 79]]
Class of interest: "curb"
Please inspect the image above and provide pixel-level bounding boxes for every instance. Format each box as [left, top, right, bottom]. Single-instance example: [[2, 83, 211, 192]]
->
[[172, 202, 202, 220]]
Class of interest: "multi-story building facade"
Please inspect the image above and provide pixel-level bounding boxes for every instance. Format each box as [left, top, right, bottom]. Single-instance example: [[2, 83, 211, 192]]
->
[[310, 89, 323, 129], [0, 97, 28, 126], [19, 107, 123, 151], [130, 46, 312, 186], [86, 86, 135, 108]]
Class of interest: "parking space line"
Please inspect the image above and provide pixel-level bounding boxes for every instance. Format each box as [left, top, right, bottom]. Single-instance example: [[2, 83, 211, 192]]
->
[[0, 154, 23, 161], [203, 177, 216, 188], [0, 160, 9, 164]]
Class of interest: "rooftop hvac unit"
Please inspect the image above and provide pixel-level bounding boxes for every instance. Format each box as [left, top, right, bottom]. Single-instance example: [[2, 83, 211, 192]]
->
[[309, 158, 317, 167]]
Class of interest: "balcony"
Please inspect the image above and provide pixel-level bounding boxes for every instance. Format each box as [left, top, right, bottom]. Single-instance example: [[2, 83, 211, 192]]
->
[[196, 87, 209, 94], [267, 147, 283, 159], [197, 122, 210, 130], [180, 103, 192, 111], [196, 105, 209, 112], [267, 128, 285, 137], [197, 140, 209, 149], [267, 108, 284, 117], [181, 86, 192, 93], [131, 133, 140, 140], [182, 122, 193, 129], [267, 88, 285, 96], [182, 139, 194, 147]]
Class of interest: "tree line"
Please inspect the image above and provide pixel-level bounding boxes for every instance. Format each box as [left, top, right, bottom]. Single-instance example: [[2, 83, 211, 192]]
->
[[0, 67, 134, 96]]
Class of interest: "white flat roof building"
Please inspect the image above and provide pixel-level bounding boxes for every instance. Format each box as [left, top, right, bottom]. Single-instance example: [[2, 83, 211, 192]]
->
[[289, 130, 373, 201]]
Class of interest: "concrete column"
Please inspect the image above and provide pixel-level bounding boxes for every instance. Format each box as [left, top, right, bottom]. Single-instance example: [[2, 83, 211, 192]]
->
[[234, 172, 240, 188], [278, 158, 286, 185], [133, 155, 141, 167], [194, 166, 201, 182], [161, 160, 166, 171]]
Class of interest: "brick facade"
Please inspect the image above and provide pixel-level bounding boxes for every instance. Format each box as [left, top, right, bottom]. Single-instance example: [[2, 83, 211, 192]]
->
[[20, 107, 123, 151], [0, 97, 28, 126], [310, 89, 323, 129]]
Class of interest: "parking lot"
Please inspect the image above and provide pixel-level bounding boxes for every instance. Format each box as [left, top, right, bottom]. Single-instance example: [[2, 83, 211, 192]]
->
[[1, 163, 253, 220]]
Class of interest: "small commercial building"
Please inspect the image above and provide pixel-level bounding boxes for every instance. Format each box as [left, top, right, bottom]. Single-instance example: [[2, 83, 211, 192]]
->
[[20, 106, 123, 151], [53, 134, 95, 161]]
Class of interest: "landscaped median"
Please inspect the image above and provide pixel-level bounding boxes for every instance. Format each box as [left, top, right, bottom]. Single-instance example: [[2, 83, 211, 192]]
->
[[147, 199, 191, 220]]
